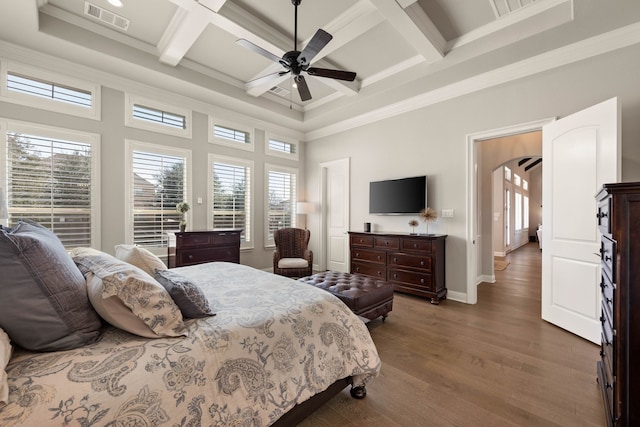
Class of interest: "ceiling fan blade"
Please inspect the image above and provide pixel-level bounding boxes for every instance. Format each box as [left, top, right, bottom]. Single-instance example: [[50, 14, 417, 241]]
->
[[295, 75, 312, 102], [306, 67, 356, 82], [297, 29, 332, 66], [247, 70, 290, 86], [236, 39, 282, 64]]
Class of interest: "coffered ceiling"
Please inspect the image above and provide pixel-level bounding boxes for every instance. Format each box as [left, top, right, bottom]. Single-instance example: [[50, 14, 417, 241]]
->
[[0, 0, 639, 139]]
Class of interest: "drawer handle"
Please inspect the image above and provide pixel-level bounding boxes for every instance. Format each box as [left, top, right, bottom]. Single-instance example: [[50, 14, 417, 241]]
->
[[393, 257, 398, 263], [355, 267, 360, 272], [600, 349, 605, 357], [384, 241, 389, 246], [605, 297, 612, 304], [605, 382, 612, 389], [377, 255, 382, 260], [359, 239, 364, 243], [356, 252, 360, 257], [420, 261, 425, 266], [413, 244, 418, 248], [420, 278, 424, 284], [605, 255, 611, 262], [393, 273, 398, 279], [596, 212, 608, 219], [188, 255, 194, 260], [600, 281, 605, 290], [600, 315, 605, 323]]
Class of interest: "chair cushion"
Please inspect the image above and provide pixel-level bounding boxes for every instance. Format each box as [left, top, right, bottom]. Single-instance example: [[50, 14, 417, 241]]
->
[[278, 257, 309, 268]]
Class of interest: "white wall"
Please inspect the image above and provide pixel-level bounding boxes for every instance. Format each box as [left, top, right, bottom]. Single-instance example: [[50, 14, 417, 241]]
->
[[305, 42, 640, 300]]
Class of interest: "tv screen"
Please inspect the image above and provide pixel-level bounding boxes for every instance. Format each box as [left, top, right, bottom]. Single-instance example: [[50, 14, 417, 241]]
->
[[369, 176, 427, 214]]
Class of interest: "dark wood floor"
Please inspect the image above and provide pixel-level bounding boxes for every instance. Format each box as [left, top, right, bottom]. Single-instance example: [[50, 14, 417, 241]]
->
[[300, 243, 605, 426]]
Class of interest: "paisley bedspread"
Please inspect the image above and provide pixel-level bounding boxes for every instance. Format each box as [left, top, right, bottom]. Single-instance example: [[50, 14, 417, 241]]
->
[[1, 262, 381, 426]]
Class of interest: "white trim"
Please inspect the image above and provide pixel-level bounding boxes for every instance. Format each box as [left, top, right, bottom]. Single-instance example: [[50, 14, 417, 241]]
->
[[265, 132, 299, 161], [0, 118, 101, 248], [0, 59, 101, 120], [208, 116, 255, 152], [124, 139, 192, 253], [124, 93, 192, 139], [465, 117, 554, 305], [208, 153, 254, 250]]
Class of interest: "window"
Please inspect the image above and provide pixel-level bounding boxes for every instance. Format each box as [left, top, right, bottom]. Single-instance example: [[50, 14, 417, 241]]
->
[[210, 155, 252, 248], [523, 179, 528, 191], [1, 121, 99, 247], [515, 192, 522, 231], [1, 62, 100, 119], [266, 134, 299, 160], [524, 195, 530, 229], [504, 166, 511, 181], [514, 173, 521, 187], [208, 118, 254, 151], [126, 141, 191, 249], [125, 94, 192, 138], [265, 164, 297, 246]]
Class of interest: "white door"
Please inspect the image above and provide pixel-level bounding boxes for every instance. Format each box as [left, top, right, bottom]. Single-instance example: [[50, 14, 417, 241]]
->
[[321, 158, 350, 272], [542, 97, 620, 343]]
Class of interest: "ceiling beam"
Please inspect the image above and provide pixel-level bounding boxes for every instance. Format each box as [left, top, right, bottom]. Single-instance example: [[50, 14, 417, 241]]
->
[[368, 0, 445, 63], [157, 5, 212, 66], [525, 158, 542, 172]]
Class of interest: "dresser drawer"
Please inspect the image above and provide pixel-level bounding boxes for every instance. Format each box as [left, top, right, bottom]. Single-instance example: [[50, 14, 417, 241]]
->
[[597, 196, 611, 235], [374, 236, 399, 250], [401, 238, 432, 253], [350, 234, 374, 248], [351, 261, 386, 279], [213, 231, 242, 245], [388, 252, 432, 272], [177, 232, 213, 247], [177, 247, 237, 266], [388, 268, 433, 291], [351, 248, 385, 264], [600, 236, 615, 282], [600, 272, 614, 319]]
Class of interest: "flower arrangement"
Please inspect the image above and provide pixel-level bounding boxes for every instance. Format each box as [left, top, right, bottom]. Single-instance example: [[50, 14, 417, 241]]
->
[[419, 207, 438, 234], [176, 201, 190, 232], [408, 219, 419, 234]]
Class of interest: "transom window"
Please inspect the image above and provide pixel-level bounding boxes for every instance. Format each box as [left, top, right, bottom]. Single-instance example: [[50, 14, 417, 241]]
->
[[125, 94, 191, 138], [132, 104, 185, 129], [266, 134, 299, 160], [210, 155, 252, 248], [1, 122, 99, 247], [208, 118, 254, 151], [7, 72, 92, 108]]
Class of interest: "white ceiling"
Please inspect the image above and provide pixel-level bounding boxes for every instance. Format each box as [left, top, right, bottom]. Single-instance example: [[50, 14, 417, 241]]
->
[[1, 0, 640, 139]]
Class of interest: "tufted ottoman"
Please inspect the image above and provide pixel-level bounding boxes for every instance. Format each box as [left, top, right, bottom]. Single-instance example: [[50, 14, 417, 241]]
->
[[298, 271, 393, 321]]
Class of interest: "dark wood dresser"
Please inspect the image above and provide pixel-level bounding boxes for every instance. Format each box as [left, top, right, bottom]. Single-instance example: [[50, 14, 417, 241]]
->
[[595, 182, 640, 427], [348, 231, 447, 304], [167, 229, 241, 268]]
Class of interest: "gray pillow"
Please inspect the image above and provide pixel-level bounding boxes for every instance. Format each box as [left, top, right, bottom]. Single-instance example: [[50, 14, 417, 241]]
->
[[154, 269, 215, 318], [0, 221, 102, 351]]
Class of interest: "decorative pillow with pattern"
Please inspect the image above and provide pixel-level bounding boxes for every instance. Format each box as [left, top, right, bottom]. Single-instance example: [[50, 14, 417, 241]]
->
[[0, 327, 11, 408], [71, 247, 186, 338], [154, 269, 215, 318], [115, 244, 167, 276]]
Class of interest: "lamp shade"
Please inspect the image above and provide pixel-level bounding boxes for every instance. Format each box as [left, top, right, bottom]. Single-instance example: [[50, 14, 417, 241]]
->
[[0, 188, 7, 220], [296, 202, 315, 215]]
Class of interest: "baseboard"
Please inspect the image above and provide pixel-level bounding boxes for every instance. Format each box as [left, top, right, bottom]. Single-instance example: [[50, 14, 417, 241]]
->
[[478, 274, 495, 284], [446, 290, 467, 303], [493, 251, 506, 257]]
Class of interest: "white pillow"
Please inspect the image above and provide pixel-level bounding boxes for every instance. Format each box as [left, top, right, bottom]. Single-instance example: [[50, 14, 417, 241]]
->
[[115, 244, 167, 276], [0, 327, 12, 408]]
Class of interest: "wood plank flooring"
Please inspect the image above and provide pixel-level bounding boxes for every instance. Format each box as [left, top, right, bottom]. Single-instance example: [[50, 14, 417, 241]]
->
[[300, 243, 605, 426]]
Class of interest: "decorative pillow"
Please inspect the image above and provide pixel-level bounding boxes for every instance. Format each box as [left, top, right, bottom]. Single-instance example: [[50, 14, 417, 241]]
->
[[71, 247, 186, 338], [0, 221, 102, 351], [115, 244, 166, 276], [0, 327, 11, 408], [154, 270, 215, 318]]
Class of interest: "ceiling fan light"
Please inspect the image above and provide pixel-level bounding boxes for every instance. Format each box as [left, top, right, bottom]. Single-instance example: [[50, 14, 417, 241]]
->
[[107, 0, 124, 7]]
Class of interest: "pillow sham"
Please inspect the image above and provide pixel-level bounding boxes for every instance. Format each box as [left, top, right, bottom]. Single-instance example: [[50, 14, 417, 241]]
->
[[0, 327, 11, 408], [154, 269, 215, 318], [0, 221, 101, 351], [71, 247, 186, 338], [115, 244, 166, 276]]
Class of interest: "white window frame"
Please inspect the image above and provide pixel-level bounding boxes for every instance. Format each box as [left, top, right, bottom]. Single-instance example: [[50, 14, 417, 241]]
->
[[264, 163, 298, 247], [0, 118, 101, 247], [125, 93, 192, 139], [208, 117, 254, 152], [208, 154, 253, 250], [124, 139, 192, 254], [0, 60, 101, 120], [265, 132, 299, 160]]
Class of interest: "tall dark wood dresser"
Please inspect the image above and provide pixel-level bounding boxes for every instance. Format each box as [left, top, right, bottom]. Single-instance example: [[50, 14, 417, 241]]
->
[[167, 230, 241, 268], [595, 182, 640, 426]]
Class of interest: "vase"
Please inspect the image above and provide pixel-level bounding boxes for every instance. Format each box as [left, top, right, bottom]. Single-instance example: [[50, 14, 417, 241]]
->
[[179, 222, 187, 232]]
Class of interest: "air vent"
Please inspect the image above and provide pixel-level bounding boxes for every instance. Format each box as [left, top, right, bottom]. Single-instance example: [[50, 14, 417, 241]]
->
[[84, 1, 130, 31], [269, 86, 290, 97]]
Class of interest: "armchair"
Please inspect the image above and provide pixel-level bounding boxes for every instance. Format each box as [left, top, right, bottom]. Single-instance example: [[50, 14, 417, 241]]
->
[[273, 227, 313, 278]]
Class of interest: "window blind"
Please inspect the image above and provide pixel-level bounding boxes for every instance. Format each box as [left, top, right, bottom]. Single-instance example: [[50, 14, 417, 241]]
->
[[132, 150, 185, 246], [212, 161, 250, 242], [268, 138, 295, 154], [214, 125, 250, 144], [267, 168, 296, 241], [6, 132, 93, 247]]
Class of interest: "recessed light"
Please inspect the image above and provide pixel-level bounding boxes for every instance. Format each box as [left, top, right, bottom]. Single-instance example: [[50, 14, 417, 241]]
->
[[107, 0, 123, 7]]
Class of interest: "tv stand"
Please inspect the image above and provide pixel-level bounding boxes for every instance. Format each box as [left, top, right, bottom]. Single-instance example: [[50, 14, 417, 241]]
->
[[348, 231, 447, 304]]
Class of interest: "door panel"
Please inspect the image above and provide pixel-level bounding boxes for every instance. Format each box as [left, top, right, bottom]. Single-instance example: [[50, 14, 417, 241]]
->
[[542, 97, 620, 343], [322, 158, 350, 272]]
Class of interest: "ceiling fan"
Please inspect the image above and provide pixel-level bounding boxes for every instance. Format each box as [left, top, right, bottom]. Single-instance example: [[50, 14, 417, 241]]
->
[[236, 0, 356, 102]]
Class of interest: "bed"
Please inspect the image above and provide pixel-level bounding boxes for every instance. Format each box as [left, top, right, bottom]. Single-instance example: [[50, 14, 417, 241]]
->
[[0, 221, 381, 427]]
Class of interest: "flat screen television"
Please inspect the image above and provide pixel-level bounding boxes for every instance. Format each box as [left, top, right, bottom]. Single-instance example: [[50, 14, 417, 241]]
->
[[369, 175, 427, 214]]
